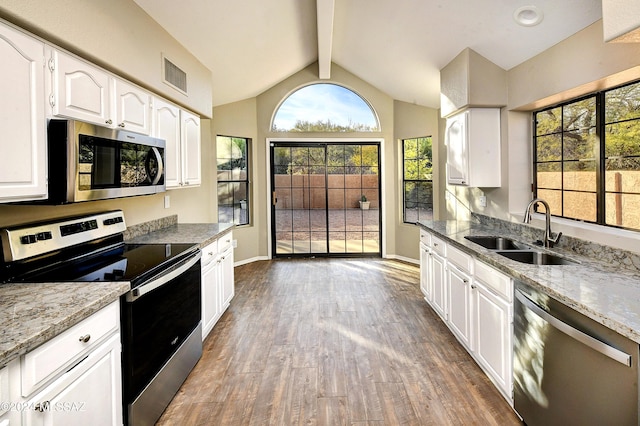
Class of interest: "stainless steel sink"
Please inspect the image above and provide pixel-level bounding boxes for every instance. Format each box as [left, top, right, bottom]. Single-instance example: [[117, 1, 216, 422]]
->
[[496, 250, 578, 265], [464, 235, 531, 251]]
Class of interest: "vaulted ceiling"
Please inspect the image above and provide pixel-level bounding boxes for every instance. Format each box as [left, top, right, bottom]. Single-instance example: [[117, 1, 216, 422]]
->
[[133, 0, 602, 108]]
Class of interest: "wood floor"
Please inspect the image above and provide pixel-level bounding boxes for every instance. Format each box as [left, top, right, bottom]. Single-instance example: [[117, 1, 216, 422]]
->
[[157, 258, 522, 425]]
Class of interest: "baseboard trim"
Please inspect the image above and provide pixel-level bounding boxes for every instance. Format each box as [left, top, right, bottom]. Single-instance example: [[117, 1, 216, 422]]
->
[[234, 256, 270, 267], [385, 254, 419, 265]]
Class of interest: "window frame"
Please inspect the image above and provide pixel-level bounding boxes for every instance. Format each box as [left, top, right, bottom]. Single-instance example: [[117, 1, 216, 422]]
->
[[216, 135, 251, 227], [401, 136, 433, 224], [533, 79, 640, 231]]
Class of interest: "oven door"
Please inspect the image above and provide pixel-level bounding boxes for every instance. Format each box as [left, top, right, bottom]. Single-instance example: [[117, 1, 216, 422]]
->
[[120, 250, 201, 425]]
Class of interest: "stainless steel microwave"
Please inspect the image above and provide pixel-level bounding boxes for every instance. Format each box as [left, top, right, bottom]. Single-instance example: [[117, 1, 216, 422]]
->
[[46, 119, 166, 203]]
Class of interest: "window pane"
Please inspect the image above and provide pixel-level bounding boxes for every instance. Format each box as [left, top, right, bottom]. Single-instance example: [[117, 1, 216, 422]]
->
[[605, 81, 640, 124], [536, 189, 562, 216], [536, 134, 562, 162], [216, 135, 250, 225], [563, 160, 596, 192], [563, 97, 596, 131], [605, 121, 640, 157], [563, 128, 597, 161], [536, 162, 562, 189], [402, 137, 433, 224], [606, 193, 640, 229], [606, 159, 640, 191], [272, 83, 379, 132], [564, 191, 596, 222], [536, 107, 562, 136]]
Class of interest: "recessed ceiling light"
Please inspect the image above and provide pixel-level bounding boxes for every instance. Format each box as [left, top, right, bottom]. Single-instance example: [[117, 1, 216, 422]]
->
[[514, 5, 543, 27]]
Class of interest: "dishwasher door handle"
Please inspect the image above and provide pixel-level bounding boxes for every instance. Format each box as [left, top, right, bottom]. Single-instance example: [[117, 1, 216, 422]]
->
[[515, 289, 632, 367]]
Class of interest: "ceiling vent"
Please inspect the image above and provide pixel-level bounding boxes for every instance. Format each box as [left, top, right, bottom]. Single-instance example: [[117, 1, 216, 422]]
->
[[162, 55, 188, 95]]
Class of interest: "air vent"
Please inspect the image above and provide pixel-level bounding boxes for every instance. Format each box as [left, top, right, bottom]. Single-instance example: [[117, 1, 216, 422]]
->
[[162, 55, 187, 94]]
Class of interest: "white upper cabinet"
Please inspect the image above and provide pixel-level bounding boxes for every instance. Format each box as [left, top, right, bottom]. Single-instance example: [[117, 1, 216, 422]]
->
[[151, 98, 201, 189], [152, 97, 181, 188], [50, 48, 152, 135], [445, 108, 501, 187], [114, 78, 151, 134], [50, 49, 112, 126], [180, 109, 202, 188], [0, 21, 47, 203]]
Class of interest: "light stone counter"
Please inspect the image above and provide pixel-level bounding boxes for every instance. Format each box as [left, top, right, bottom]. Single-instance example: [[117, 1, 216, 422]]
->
[[0, 281, 129, 367], [418, 219, 640, 344], [126, 222, 234, 248]]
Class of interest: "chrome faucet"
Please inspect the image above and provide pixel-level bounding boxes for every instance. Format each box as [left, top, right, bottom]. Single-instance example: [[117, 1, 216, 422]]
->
[[523, 198, 562, 248]]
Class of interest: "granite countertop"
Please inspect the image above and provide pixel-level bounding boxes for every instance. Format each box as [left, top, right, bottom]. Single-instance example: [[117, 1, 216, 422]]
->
[[418, 219, 640, 344], [0, 281, 129, 367], [126, 223, 234, 248], [0, 222, 234, 368]]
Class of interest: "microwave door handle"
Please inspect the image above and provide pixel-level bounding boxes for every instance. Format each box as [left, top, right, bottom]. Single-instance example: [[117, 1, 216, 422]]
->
[[146, 147, 164, 185]]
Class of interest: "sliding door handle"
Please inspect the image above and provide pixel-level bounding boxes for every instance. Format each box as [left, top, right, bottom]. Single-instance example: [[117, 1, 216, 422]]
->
[[272, 191, 277, 206]]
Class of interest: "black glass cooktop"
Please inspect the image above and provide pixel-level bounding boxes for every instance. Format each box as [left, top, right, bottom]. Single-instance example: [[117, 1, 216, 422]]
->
[[1, 243, 198, 287]]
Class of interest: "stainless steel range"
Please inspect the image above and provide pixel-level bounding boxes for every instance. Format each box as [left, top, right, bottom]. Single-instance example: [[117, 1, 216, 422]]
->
[[0, 210, 202, 426]]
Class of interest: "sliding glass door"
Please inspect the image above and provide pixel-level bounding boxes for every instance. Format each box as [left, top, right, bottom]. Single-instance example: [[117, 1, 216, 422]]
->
[[270, 142, 381, 257]]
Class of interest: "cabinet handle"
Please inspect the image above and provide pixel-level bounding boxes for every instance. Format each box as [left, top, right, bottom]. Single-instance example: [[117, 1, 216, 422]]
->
[[463, 279, 469, 284], [105, 119, 113, 125], [79, 334, 91, 343], [471, 284, 477, 289], [185, 181, 190, 185], [208, 252, 214, 256], [119, 122, 126, 128], [433, 243, 439, 247]]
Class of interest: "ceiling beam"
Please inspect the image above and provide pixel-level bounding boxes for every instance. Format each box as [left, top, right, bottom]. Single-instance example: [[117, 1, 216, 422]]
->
[[317, 0, 335, 79]]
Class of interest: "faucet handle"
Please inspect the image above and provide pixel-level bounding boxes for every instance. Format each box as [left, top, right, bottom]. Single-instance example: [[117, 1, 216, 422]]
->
[[548, 231, 563, 246]]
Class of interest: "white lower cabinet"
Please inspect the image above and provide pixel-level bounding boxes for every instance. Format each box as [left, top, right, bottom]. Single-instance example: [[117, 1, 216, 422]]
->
[[430, 252, 447, 319], [472, 260, 513, 399], [23, 334, 122, 426], [201, 232, 235, 341], [447, 263, 472, 349], [1, 302, 123, 426], [419, 242, 431, 299], [419, 229, 513, 402]]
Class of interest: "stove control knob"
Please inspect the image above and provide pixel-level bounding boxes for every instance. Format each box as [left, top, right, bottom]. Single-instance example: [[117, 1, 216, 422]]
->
[[20, 234, 37, 244]]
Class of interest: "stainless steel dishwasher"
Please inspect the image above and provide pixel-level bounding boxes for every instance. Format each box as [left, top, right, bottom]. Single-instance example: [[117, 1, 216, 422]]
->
[[514, 281, 639, 426]]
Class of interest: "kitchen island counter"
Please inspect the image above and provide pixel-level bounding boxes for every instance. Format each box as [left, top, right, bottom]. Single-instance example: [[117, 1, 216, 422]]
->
[[418, 219, 640, 344]]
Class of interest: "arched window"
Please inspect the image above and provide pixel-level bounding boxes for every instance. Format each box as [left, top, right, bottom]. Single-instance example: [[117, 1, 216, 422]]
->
[[272, 83, 379, 132]]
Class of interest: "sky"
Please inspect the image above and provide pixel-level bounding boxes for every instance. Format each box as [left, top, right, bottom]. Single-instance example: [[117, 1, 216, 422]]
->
[[272, 83, 379, 131]]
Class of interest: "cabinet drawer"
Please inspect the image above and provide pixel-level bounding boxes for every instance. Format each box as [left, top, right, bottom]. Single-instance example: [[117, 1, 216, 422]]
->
[[447, 245, 472, 273], [431, 235, 446, 256], [474, 260, 512, 300], [218, 231, 233, 252], [201, 240, 218, 267], [21, 301, 119, 397], [419, 229, 432, 246]]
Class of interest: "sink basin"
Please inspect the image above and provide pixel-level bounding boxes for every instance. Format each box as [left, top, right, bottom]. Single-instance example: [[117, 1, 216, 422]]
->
[[496, 250, 578, 265], [465, 236, 531, 251]]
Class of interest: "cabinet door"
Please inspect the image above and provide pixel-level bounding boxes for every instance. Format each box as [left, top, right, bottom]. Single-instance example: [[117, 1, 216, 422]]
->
[[447, 264, 472, 349], [419, 243, 431, 300], [0, 23, 47, 202], [24, 334, 122, 426], [201, 260, 221, 340], [52, 50, 112, 126], [219, 245, 235, 309], [430, 253, 447, 319], [114, 79, 150, 135], [180, 110, 201, 187], [473, 282, 512, 398], [445, 111, 468, 185], [152, 98, 181, 188]]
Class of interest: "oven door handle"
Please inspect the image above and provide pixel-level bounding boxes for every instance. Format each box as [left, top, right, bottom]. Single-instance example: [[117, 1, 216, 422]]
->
[[125, 250, 201, 302]]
